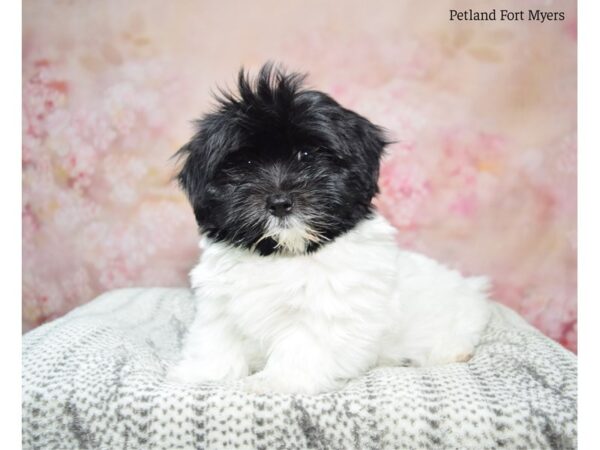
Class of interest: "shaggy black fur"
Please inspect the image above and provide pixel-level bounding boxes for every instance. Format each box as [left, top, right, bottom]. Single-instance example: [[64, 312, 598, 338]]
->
[[175, 63, 389, 255]]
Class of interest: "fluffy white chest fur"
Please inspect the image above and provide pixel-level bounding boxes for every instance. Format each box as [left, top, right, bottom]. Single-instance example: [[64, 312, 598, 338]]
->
[[169, 214, 492, 394]]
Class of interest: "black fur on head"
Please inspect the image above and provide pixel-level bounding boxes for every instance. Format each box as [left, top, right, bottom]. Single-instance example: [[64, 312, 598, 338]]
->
[[175, 63, 389, 256]]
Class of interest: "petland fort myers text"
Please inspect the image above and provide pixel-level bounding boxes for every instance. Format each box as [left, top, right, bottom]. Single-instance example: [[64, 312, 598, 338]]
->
[[450, 9, 565, 22]]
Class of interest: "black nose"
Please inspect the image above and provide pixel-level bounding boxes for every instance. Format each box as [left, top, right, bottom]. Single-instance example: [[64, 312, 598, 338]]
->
[[266, 193, 293, 217]]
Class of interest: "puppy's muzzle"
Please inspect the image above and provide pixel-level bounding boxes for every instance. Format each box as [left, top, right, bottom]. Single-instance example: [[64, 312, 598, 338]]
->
[[266, 193, 293, 218]]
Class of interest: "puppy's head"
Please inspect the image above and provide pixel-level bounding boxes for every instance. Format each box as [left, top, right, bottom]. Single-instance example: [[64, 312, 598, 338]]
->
[[176, 63, 388, 256]]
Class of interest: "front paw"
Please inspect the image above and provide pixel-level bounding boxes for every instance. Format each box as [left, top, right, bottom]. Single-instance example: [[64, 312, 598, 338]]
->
[[240, 372, 342, 395], [167, 358, 248, 385], [166, 362, 216, 385]]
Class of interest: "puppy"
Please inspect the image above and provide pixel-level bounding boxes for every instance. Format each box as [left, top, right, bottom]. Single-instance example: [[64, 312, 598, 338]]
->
[[168, 64, 491, 394]]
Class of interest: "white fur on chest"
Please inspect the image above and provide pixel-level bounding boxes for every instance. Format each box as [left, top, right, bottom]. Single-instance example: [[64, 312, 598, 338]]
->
[[190, 216, 400, 344]]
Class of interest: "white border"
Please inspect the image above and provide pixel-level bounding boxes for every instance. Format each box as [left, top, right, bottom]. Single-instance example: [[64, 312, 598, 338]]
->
[[0, 0, 22, 448], [579, 0, 599, 446], [10, 1, 590, 448]]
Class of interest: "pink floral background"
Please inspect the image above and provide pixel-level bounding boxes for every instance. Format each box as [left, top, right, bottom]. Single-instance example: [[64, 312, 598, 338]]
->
[[22, 0, 577, 352]]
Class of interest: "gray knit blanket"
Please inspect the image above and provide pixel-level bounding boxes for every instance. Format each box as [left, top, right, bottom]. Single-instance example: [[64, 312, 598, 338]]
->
[[22, 288, 577, 450]]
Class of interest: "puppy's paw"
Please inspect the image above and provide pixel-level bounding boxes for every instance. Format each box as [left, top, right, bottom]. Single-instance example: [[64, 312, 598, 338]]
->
[[166, 363, 214, 385], [454, 352, 473, 363], [240, 372, 342, 395], [166, 358, 247, 385], [239, 373, 275, 395], [425, 340, 477, 366]]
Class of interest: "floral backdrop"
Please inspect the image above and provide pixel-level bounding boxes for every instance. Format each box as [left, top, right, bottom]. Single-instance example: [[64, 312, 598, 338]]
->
[[22, 0, 577, 352]]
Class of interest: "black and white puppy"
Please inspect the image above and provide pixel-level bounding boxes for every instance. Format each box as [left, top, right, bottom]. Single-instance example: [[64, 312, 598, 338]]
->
[[168, 64, 491, 394]]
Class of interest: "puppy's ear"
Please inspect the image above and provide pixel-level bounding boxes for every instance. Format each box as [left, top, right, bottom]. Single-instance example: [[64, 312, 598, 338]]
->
[[176, 138, 202, 200], [352, 116, 389, 194], [175, 134, 210, 224], [175, 112, 240, 225]]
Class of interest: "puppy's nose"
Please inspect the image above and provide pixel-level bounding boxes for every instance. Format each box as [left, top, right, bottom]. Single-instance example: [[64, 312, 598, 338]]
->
[[266, 193, 293, 217]]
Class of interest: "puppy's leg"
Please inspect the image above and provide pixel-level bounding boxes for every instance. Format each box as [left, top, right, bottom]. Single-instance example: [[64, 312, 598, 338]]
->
[[242, 327, 376, 395], [167, 314, 249, 385]]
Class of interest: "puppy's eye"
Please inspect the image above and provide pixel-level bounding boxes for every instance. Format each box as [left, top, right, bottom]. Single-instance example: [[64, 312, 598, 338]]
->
[[246, 159, 254, 165], [297, 150, 310, 162]]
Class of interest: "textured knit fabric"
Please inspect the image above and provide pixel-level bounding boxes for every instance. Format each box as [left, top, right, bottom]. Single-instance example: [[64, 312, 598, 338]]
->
[[22, 288, 577, 450]]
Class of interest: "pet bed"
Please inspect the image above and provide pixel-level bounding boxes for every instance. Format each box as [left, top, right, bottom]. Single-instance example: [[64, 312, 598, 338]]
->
[[22, 288, 577, 449]]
